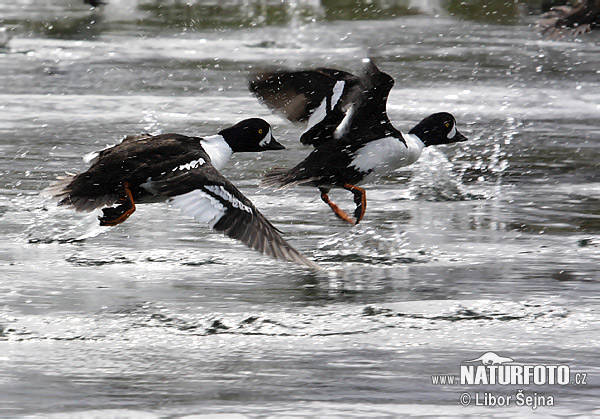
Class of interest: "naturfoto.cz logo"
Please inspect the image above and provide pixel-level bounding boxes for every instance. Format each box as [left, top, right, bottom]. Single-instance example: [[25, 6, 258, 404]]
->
[[431, 352, 588, 409], [431, 352, 587, 386]]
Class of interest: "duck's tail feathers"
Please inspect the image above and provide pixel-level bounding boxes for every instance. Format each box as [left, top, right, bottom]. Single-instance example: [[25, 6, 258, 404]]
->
[[261, 167, 294, 190], [262, 167, 319, 190], [43, 173, 76, 199], [43, 173, 117, 213]]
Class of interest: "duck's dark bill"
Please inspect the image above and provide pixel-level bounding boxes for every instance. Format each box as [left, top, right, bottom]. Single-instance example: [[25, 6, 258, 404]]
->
[[452, 131, 468, 142], [265, 138, 285, 150]]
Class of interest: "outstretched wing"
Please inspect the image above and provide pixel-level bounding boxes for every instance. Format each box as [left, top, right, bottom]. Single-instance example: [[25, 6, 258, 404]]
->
[[148, 162, 320, 269], [337, 60, 403, 144], [249, 67, 361, 146], [249, 60, 401, 146]]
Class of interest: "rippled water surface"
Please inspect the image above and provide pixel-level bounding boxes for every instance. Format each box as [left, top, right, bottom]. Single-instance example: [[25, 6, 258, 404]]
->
[[1, 0, 599, 416]]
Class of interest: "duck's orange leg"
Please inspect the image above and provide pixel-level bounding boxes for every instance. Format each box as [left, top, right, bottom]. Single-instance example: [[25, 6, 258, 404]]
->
[[99, 182, 136, 226], [320, 188, 356, 225], [343, 183, 367, 224]]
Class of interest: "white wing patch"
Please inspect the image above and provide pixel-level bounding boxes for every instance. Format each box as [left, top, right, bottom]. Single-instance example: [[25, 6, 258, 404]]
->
[[333, 104, 355, 139], [168, 189, 226, 228], [307, 98, 327, 130], [259, 128, 272, 147], [447, 124, 457, 139], [306, 81, 345, 130], [330, 81, 345, 110], [172, 158, 206, 172], [205, 185, 253, 214]]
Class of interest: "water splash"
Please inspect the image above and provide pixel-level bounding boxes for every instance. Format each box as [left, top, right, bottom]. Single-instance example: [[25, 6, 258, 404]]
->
[[408, 148, 485, 201], [24, 195, 105, 244], [141, 109, 162, 135], [1, 299, 575, 342], [0, 26, 10, 50], [315, 224, 430, 264], [489, 115, 517, 195]]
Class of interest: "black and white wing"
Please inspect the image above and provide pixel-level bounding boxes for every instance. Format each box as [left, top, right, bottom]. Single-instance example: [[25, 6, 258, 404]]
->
[[149, 162, 320, 269], [249, 60, 401, 146], [249, 67, 361, 146], [334, 60, 403, 144]]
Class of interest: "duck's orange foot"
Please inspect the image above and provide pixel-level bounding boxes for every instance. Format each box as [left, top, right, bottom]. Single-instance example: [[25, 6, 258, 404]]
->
[[343, 183, 367, 224], [98, 182, 136, 226], [319, 185, 368, 226], [320, 189, 356, 226]]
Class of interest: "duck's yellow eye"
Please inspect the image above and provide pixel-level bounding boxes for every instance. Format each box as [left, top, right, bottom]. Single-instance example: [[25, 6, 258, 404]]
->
[[258, 129, 263, 134], [445, 122, 450, 128]]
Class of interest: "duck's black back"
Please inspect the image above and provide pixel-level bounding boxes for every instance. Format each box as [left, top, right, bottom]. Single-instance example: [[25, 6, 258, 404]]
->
[[68, 134, 207, 198]]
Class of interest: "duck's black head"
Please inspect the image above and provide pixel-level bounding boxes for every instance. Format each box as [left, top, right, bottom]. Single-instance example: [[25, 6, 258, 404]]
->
[[218, 118, 284, 153], [409, 112, 468, 146]]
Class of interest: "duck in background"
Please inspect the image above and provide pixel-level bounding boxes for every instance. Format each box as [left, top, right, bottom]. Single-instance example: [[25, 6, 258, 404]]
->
[[537, 0, 600, 38]]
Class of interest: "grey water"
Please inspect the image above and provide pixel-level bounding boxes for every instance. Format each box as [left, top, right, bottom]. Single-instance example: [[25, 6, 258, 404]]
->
[[1, 0, 599, 416]]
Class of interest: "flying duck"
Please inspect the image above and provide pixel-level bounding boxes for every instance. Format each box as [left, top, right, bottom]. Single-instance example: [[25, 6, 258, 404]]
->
[[249, 60, 468, 225], [45, 118, 319, 268]]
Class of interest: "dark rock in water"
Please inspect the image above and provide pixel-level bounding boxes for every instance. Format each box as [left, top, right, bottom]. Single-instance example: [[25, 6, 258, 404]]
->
[[207, 319, 229, 334], [362, 306, 392, 316], [578, 238, 597, 247], [84, 0, 107, 7]]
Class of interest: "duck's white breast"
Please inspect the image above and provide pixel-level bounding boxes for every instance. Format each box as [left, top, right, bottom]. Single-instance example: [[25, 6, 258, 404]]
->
[[350, 134, 424, 183]]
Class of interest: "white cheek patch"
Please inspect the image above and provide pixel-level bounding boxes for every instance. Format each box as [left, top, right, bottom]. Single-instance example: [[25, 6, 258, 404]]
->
[[172, 158, 206, 172], [259, 128, 272, 147], [205, 185, 253, 214], [447, 124, 457, 139]]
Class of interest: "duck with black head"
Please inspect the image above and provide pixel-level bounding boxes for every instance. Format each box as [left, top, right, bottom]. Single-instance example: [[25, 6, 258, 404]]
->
[[251, 60, 468, 225], [45, 119, 319, 269]]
